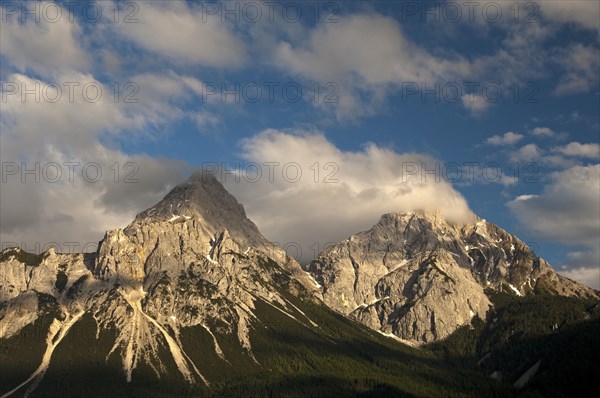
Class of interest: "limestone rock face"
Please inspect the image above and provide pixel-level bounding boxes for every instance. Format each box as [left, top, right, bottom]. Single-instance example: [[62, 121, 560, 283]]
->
[[307, 212, 598, 344], [0, 248, 90, 304], [0, 172, 317, 389]]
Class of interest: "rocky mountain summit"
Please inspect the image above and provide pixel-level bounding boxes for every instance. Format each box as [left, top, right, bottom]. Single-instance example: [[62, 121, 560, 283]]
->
[[0, 172, 318, 395], [306, 211, 598, 344]]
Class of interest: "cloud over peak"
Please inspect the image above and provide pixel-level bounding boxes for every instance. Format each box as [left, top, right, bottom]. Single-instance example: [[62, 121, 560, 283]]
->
[[223, 129, 475, 263]]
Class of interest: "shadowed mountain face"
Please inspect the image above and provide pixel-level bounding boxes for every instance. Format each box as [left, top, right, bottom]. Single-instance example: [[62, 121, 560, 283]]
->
[[0, 173, 597, 396], [306, 212, 598, 343]]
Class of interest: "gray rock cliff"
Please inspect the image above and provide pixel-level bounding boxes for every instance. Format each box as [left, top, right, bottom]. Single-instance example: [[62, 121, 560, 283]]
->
[[306, 211, 598, 344]]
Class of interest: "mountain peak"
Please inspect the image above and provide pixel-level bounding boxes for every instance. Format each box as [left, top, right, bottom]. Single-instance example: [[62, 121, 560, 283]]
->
[[135, 171, 246, 219], [129, 171, 266, 247], [308, 209, 599, 343], [379, 210, 448, 225], [380, 210, 481, 227], [114, 171, 310, 291]]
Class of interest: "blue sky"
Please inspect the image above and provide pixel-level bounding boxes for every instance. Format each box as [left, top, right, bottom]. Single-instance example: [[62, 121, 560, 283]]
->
[[1, 0, 599, 287]]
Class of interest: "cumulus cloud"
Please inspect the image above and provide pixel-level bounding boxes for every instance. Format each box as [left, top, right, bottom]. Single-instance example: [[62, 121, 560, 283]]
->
[[1, 71, 210, 155], [0, 0, 232, 254], [0, 1, 90, 77], [274, 13, 469, 85], [558, 249, 600, 290], [554, 142, 600, 159], [0, 72, 190, 252], [219, 129, 475, 264], [531, 127, 556, 137], [0, 3, 206, 253], [112, 0, 247, 67], [486, 132, 524, 146], [266, 8, 587, 121], [530, 127, 568, 141], [507, 141, 598, 170], [271, 13, 472, 120], [510, 143, 542, 162], [558, 266, 600, 290], [0, 153, 187, 253], [508, 164, 600, 248], [127, 72, 209, 124], [462, 94, 492, 115], [509, 164, 600, 289], [557, 247, 600, 290], [1, 73, 133, 159]]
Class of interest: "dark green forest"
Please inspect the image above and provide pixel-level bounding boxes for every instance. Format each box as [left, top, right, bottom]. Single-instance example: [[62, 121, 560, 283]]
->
[[428, 289, 600, 398]]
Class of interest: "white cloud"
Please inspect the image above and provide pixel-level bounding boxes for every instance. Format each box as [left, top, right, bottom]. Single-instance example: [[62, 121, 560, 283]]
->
[[471, 1, 598, 31], [558, 264, 600, 290], [0, 1, 90, 77], [271, 13, 471, 120], [0, 151, 187, 253], [508, 164, 600, 247], [259, 7, 592, 120], [510, 143, 542, 161], [128, 72, 208, 124], [554, 142, 600, 159], [530, 127, 568, 140], [461, 1, 598, 31], [113, 0, 246, 67], [0, 71, 210, 154], [439, 4, 598, 110], [462, 94, 492, 115], [0, 72, 189, 252], [266, 8, 587, 121], [509, 163, 600, 287], [193, 111, 219, 130], [513, 194, 538, 202], [221, 129, 475, 263], [554, 44, 600, 96], [506, 140, 596, 170], [539, 155, 579, 169], [1, 73, 134, 158], [274, 14, 470, 85], [467, 20, 552, 86], [563, 250, 600, 269], [535, 1, 600, 31], [486, 132, 524, 146], [531, 127, 556, 137]]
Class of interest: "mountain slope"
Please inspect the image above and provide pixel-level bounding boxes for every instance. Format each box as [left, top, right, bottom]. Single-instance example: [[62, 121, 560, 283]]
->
[[427, 291, 600, 397], [0, 173, 505, 397], [0, 172, 316, 393], [306, 211, 598, 344]]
